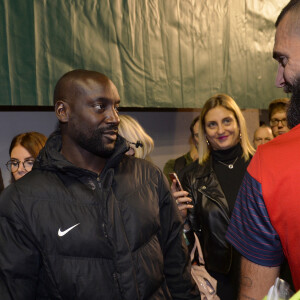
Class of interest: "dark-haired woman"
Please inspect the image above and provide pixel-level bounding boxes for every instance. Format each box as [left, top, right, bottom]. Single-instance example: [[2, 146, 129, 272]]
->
[[6, 132, 47, 181]]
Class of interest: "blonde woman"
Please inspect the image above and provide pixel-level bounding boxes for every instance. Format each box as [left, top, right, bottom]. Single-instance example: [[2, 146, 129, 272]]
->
[[174, 94, 254, 300], [118, 115, 154, 160]]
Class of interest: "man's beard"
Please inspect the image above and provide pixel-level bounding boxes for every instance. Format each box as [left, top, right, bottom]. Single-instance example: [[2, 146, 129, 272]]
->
[[287, 77, 300, 129], [75, 125, 118, 158]]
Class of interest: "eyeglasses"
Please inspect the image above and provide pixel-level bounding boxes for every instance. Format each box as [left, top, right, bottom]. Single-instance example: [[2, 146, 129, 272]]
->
[[6, 159, 35, 173], [270, 118, 287, 127]]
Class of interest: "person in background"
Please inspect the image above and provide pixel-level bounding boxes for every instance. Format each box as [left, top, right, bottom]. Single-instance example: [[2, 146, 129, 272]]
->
[[0, 69, 200, 299], [174, 93, 254, 300], [163, 116, 199, 184], [226, 1, 300, 298], [253, 124, 274, 149], [0, 170, 4, 194], [6, 131, 47, 181], [269, 98, 290, 137], [118, 114, 154, 160]]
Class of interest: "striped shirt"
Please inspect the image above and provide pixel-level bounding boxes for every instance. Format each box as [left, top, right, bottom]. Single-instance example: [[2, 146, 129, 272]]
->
[[227, 124, 300, 290], [226, 171, 284, 266]]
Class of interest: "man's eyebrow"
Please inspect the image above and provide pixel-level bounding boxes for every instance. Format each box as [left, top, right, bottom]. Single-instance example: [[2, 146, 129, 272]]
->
[[94, 97, 121, 104]]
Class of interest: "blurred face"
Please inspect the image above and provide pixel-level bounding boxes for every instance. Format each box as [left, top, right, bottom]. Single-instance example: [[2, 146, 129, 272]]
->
[[10, 145, 35, 180], [253, 127, 273, 149], [204, 106, 240, 151], [270, 110, 289, 137]]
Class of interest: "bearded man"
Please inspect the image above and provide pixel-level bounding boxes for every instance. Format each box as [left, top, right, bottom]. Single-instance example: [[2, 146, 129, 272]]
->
[[226, 1, 300, 298], [0, 70, 200, 300]]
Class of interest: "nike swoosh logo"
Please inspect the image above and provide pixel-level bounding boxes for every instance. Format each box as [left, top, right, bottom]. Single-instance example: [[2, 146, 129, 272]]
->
[[58, 223, 80, 237]]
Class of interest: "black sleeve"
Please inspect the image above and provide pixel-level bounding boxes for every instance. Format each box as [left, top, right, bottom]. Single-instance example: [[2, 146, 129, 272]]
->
[[158, 173, 200, 300], [0, 186, 40, 300]]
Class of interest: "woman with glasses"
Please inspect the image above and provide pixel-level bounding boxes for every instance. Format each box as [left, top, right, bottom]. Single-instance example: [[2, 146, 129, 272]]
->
[[268, 98, 290, 137], [6, 132, 47, 181]]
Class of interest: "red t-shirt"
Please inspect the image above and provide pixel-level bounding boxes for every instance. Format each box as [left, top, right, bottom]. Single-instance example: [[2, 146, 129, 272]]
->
[[227, 124, 300, 289]]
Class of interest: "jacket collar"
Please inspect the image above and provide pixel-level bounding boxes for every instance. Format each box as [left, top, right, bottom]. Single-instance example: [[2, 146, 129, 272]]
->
[[34, 130, 129, 178], [191, 156, 214, 180]]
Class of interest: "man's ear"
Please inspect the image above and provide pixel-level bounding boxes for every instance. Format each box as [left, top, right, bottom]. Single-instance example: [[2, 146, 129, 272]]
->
[[55, 100, 70, 123]]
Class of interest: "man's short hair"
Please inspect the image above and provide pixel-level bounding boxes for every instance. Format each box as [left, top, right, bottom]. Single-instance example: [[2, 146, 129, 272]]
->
[[275, 0, 300, 27], [53, 69, 108, 105], [253, 124, 272, 137], [268, 98, 290, 120]]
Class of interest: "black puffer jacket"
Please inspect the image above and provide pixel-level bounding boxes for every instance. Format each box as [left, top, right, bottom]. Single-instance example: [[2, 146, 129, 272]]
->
[[0, 131, 199, 300], [181, 158, 232, 274]]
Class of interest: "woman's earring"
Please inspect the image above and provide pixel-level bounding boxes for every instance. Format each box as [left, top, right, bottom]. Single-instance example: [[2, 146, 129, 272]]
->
[[206, 139, 210, 146], [240, 132, 242, 140]]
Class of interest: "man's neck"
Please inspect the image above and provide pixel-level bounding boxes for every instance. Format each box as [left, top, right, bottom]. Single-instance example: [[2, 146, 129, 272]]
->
[[60, 138, 107, 175]]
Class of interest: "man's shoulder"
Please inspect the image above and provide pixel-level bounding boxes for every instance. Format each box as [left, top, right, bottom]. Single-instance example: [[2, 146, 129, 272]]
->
[[257, 125, 300, 160], [248, 125, 300, 181], [116, 156, 169, 197], [0, 176, 41, 219], [1, 169, 60, 203], [121, 155, 163, 177], [265, 125, 300, 148]]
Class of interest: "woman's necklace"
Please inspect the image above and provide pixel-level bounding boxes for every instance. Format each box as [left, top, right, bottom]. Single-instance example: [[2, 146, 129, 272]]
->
[[217, 157, 238, 169]]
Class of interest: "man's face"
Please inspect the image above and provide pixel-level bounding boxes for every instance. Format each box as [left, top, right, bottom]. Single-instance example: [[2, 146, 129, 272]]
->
[[287, 76, 300, 128], [253, 127, 273, 149], [273, 13, 300, 93], [67, 77, 120, 158], [270, 110, 289, 137]]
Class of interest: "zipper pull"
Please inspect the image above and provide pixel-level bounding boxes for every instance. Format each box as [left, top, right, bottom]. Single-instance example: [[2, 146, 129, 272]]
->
[[102, 223, 108, 238], [97, 176, 101, 188]]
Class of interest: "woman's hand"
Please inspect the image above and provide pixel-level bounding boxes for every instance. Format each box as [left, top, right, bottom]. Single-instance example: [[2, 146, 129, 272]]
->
[[171, 180, 193, 220]]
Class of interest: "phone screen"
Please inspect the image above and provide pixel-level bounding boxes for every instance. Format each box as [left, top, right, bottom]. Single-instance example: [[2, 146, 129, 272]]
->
[[169, 172, 183, 191]]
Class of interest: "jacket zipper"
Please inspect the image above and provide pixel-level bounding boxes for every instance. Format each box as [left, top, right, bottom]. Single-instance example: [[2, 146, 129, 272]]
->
[[198, 187, 233, 272], [113, 272, 124, 298], [97, 175, 123, 298], [96, 176, 101, 188]]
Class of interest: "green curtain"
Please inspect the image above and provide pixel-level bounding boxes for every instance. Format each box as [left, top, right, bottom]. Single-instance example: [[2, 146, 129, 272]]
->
[[0, 0, 288, 108]]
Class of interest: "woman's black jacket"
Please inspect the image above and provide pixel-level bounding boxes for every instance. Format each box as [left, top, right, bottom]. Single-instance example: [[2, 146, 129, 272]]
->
[[181, 158, 233, 274]]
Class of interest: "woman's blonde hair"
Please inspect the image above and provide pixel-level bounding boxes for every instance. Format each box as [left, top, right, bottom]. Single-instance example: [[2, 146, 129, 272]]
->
[[198, 94, 254, 164], [118, 115, 154, 159]]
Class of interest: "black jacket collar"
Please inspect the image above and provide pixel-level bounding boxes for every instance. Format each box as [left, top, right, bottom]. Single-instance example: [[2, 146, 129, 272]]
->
[[34, 130, 129, 179]]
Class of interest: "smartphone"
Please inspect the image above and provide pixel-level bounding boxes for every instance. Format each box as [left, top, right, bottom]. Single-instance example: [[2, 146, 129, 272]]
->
[[169, 172, 183, 191]]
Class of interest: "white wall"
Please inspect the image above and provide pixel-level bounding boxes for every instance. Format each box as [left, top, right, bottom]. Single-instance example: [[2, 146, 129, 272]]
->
[[0, 109, 259, 187]]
